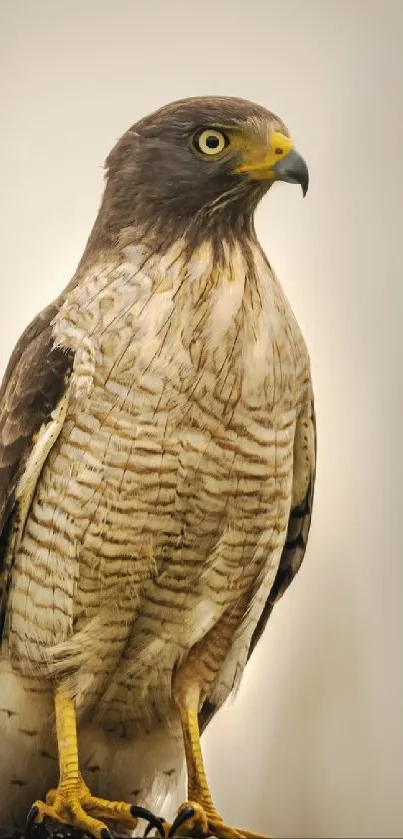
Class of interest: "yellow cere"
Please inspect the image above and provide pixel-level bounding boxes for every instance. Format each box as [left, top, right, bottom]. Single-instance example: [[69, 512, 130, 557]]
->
[[233, 131, 294, 179]]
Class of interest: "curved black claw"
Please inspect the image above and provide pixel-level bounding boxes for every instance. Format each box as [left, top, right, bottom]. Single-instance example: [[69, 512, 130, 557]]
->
[[25, 808, 39, 837], [100, 830, 112, 839], [24, 809, 52, 839], [143, 820, 168, 838], [129, 805, 165, 838], [168, 806, 196, 838], [143, 819, 167, 839]]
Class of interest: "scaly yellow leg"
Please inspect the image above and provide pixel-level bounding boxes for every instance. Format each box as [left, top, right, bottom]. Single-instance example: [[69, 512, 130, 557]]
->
[[173, 703, 267, 838], [28, 686, 140, 838], [168, 614, 270, 839]]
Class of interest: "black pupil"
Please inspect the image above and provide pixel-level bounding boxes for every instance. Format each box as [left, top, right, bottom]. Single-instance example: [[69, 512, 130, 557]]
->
[[205, 134, 220, 149]]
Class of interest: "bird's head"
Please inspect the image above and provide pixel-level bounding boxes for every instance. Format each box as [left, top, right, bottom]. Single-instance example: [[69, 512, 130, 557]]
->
[[86, 96, 309, 259]]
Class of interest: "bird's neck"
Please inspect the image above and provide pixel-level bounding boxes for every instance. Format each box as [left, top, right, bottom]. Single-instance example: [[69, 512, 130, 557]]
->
[[74, 181, 260, 278], [116, 226, 271, 330], [62, 227, 276, 356], [55, 229, 302, 408]]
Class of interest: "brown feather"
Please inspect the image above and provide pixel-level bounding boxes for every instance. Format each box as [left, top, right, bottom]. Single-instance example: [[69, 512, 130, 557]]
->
[[0, 305, 74, 636]]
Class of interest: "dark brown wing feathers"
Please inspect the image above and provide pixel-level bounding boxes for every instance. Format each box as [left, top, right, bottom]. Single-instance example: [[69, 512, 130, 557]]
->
[[0, 304, 73, 632]]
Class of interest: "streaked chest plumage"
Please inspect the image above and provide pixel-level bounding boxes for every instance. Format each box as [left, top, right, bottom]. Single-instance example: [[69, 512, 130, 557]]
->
[[6, 236, 310, 726]]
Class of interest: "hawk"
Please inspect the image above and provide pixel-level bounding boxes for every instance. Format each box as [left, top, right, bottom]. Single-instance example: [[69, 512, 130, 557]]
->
[[0, 96, 316, 838]]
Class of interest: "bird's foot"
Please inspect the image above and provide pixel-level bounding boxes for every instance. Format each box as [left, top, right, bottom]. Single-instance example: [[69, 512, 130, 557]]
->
[[163, 801, 270, 839], [27, 775, 165, 839]]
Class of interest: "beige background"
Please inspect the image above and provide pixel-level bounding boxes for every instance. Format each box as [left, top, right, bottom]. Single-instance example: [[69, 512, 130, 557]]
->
[[1, 1, 403, 836]]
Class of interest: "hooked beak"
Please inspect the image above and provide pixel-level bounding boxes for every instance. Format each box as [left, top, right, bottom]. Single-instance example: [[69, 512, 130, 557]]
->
[[234, 131, 309, 196], [272, 148, 309, 196]]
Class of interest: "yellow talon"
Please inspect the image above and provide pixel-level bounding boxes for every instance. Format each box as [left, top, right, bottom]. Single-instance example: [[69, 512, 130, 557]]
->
[[165, 800, 268, 839], [28, 687, 138, 838]]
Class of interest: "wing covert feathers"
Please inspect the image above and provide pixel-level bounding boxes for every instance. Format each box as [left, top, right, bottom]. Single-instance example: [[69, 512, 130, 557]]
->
[[0, 304, 73, 636]]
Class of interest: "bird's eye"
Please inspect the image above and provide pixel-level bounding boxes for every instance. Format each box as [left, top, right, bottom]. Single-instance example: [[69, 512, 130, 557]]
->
[[193, 129, 229, 156]]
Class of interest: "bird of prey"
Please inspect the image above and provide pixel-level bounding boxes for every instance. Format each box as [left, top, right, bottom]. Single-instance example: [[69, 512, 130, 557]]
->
[[0, 96, 316, 838]]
